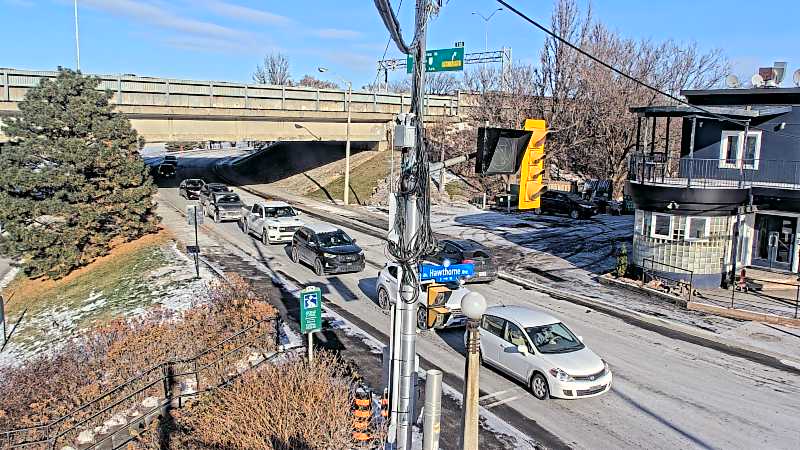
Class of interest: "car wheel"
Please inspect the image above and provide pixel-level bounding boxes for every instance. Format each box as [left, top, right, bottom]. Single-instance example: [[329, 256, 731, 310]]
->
[[569, 209, 580, 220], [291, 246, 299, 263], [416, 306, 429, 331], [262, 229, 270, 245], [530, 373, 550, 400], [314, 258, 325, 276], [377, 287, 390, 311], [533, 208, 542, 215], [214, 211, 220, 223]]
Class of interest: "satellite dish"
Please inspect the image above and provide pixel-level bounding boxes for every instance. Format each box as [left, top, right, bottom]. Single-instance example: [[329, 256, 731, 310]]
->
[[725, 74, 741, 88], [751, 73, 765, 88], [773, 62, 787, 85], [794, 69, 800, 87]]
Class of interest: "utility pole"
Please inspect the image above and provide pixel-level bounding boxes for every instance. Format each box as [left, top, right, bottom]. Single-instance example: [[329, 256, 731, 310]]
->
[[344, 81, 352, 205], [472, 8, 503, 52], [73, 0, 81, 71]]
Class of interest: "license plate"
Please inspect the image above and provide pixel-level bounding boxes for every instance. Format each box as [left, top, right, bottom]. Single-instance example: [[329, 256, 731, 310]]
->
[[478, 271, 487, 277]]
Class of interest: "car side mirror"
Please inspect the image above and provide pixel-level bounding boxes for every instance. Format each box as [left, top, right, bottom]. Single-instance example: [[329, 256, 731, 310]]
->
[[517, 345, 529, 354], [352, 238, 357, 244]]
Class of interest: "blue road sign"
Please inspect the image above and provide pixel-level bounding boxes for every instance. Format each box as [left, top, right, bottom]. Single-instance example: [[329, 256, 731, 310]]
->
[[420, 262, 475, 283]]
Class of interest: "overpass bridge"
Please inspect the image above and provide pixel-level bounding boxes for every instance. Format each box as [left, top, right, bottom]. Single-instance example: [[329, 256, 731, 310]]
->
[[0, 68, 471, 148]]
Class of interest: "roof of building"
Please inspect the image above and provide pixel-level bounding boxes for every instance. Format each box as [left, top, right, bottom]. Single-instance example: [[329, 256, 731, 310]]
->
[[629, 105, 792, 118], [485, 305, 560, 327], [305, 222, 340, 234]]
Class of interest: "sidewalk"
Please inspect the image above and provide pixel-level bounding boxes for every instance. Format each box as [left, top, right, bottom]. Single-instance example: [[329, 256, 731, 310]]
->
[[216, 160, 800, 367]]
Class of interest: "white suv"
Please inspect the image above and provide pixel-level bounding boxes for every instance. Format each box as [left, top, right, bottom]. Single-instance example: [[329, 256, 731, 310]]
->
[[473, 305, 612, 400]]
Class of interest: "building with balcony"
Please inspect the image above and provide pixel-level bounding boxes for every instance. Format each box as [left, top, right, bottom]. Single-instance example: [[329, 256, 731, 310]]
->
[[627, 87, 800, 287]]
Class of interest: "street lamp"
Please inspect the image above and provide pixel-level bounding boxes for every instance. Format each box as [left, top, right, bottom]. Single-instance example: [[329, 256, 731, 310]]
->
[[472, 8, 502, 52], [460, 291, 487, 450], [74, 0, 81, 71], [318, 67, 353, 205], [294, 123, 322, 141]]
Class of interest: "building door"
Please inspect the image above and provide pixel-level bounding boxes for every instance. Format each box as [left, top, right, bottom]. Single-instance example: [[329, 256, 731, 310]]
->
[[752, 214, 796, 271]]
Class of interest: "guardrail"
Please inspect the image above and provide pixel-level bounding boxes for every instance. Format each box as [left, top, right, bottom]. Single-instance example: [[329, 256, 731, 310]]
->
[[0, 68, 463, 117], [1, 316, 283, 450], [628, 154, 800, 190]]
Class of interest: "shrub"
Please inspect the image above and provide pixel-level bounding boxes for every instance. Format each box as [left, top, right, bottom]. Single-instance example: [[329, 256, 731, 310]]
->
[[0, 274, 276, 437], [150, 352, 357, 450], [615, 243, 628, 278]]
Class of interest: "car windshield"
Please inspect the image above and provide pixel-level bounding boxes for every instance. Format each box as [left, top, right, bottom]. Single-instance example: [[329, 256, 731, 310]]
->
[[209, 185, 229, 193], [525, 323, 585, 354], [317, 230, 352, 247], [216, 194, 240, 203], [184, 180, 203, 187], [265, 206, 296, 218]]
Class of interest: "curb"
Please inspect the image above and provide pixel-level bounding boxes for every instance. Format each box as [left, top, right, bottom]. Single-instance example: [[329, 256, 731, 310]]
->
[[215, 160, 800, 374]]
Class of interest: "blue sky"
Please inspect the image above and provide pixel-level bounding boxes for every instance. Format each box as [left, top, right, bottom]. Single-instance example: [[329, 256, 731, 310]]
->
[[2, 0, 799, 89]]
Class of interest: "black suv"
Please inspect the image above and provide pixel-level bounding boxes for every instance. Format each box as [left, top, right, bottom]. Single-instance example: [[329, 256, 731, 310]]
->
[[179, 178, 205, 199], [535, 190, 597, 219], [291, 224, 365, 276], [426, 239, 497, 283]]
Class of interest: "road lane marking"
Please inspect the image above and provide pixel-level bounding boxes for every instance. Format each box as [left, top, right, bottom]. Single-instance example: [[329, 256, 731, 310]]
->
[[479, 387, 518, 401], [484, 395, 523, 409]]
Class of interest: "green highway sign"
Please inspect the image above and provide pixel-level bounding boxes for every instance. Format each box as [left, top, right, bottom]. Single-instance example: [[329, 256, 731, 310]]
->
[[299, 286, 322, 334], [407, 47, 465, 73]]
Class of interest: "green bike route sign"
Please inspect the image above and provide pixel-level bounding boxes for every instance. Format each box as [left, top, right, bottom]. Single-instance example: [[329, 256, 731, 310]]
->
[[407, 47, 465, 73], [299, 286, 322, 334]]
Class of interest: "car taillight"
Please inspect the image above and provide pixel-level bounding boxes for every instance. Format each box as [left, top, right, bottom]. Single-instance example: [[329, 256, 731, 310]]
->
[[462, 259, 474, 264]]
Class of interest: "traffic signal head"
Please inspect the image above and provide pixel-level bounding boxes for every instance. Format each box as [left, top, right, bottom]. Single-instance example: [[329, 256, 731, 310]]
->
[[475, 127, 533, 175], [427, 284, 451, 307], [518, 119, 547, 210]]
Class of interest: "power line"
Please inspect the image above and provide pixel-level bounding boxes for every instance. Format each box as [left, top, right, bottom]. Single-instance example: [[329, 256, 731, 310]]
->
[[495, 0, 800, 142], [373, 0, 405, 88]]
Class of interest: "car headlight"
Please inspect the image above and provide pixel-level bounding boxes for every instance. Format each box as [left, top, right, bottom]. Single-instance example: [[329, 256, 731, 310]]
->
[[548, 368, 574, 382]]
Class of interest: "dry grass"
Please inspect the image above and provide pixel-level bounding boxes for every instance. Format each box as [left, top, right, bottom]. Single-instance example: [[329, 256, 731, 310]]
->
[[0, 274, 276, 436], [144, 352, 358, 450]]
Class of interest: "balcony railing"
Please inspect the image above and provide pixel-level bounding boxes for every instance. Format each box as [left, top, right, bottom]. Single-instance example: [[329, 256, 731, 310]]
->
[[628, 154, 800, 190]]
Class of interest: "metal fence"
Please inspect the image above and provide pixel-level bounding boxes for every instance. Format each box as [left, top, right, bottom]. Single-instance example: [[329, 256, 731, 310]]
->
[[628, 154, 800, 190], [641, 258, 695, 303], [1, 316, 282, 450]]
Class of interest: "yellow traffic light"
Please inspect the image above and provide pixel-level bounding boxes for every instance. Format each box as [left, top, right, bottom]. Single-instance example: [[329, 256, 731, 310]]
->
[[519, 119, 547, 210], [423, 284, 451, 329]]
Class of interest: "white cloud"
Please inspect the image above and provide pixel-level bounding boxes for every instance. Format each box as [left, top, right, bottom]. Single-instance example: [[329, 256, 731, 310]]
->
[[201, 0, 292, 26], [314, 28, 362, 40], [81, 0, 248, 41]]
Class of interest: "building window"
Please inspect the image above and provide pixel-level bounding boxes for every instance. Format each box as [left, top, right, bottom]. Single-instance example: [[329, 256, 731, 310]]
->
[[651, 214, 673, 239], [719, 130, 761, 170], [686, 217, 709, 241]]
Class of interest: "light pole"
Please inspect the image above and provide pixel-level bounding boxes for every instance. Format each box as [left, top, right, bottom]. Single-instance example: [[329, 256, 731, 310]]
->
[[472, 8, 502, 52], [73, 0, 81, 71], [460, 291, 487, 450], [294, 123, 322, 141], [318, 67, 352, 205]]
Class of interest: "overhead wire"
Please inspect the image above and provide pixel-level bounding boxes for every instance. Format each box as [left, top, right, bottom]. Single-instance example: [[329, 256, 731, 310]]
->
[[495, 0, 800, 142], [373, 0, 405, 90]]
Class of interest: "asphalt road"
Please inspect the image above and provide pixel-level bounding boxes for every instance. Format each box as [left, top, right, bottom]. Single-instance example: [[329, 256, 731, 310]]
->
[[159, 152, 800, 450]]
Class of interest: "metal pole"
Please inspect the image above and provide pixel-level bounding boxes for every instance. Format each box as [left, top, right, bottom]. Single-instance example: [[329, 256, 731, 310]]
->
[[795, 279, 799, 319], [194, 207, 200, 279], [461, 320, 481, 450], [688, 117, 696, 187], [344, 82, 352, 205], [422, 369, 442, 450], [73, 0, 81, 71], [0, 294, 6, 345], [307, 332, 314, 362]]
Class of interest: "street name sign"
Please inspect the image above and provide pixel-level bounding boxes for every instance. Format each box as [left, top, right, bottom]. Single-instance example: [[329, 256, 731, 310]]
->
[[299, 286, 322, 334], [407, 47, 465, 73], [420, 261, 475, 283]]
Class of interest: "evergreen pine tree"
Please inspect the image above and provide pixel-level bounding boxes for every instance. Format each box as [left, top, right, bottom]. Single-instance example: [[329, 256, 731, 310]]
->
[[0, 69, 159, 278]]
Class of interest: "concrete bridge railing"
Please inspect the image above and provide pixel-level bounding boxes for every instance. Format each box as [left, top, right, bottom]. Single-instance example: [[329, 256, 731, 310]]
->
[[0, 68, 465, 118]]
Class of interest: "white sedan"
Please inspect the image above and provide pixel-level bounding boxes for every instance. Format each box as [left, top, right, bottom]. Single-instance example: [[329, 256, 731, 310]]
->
[[473, 305, 612, 400]]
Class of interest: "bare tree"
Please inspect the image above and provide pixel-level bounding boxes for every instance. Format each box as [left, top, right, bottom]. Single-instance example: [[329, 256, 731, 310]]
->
[[426, 73, 460, 95], [253, 53, 292, 85], [297, 75, 339, 89], [362, 78, 411, 93]]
